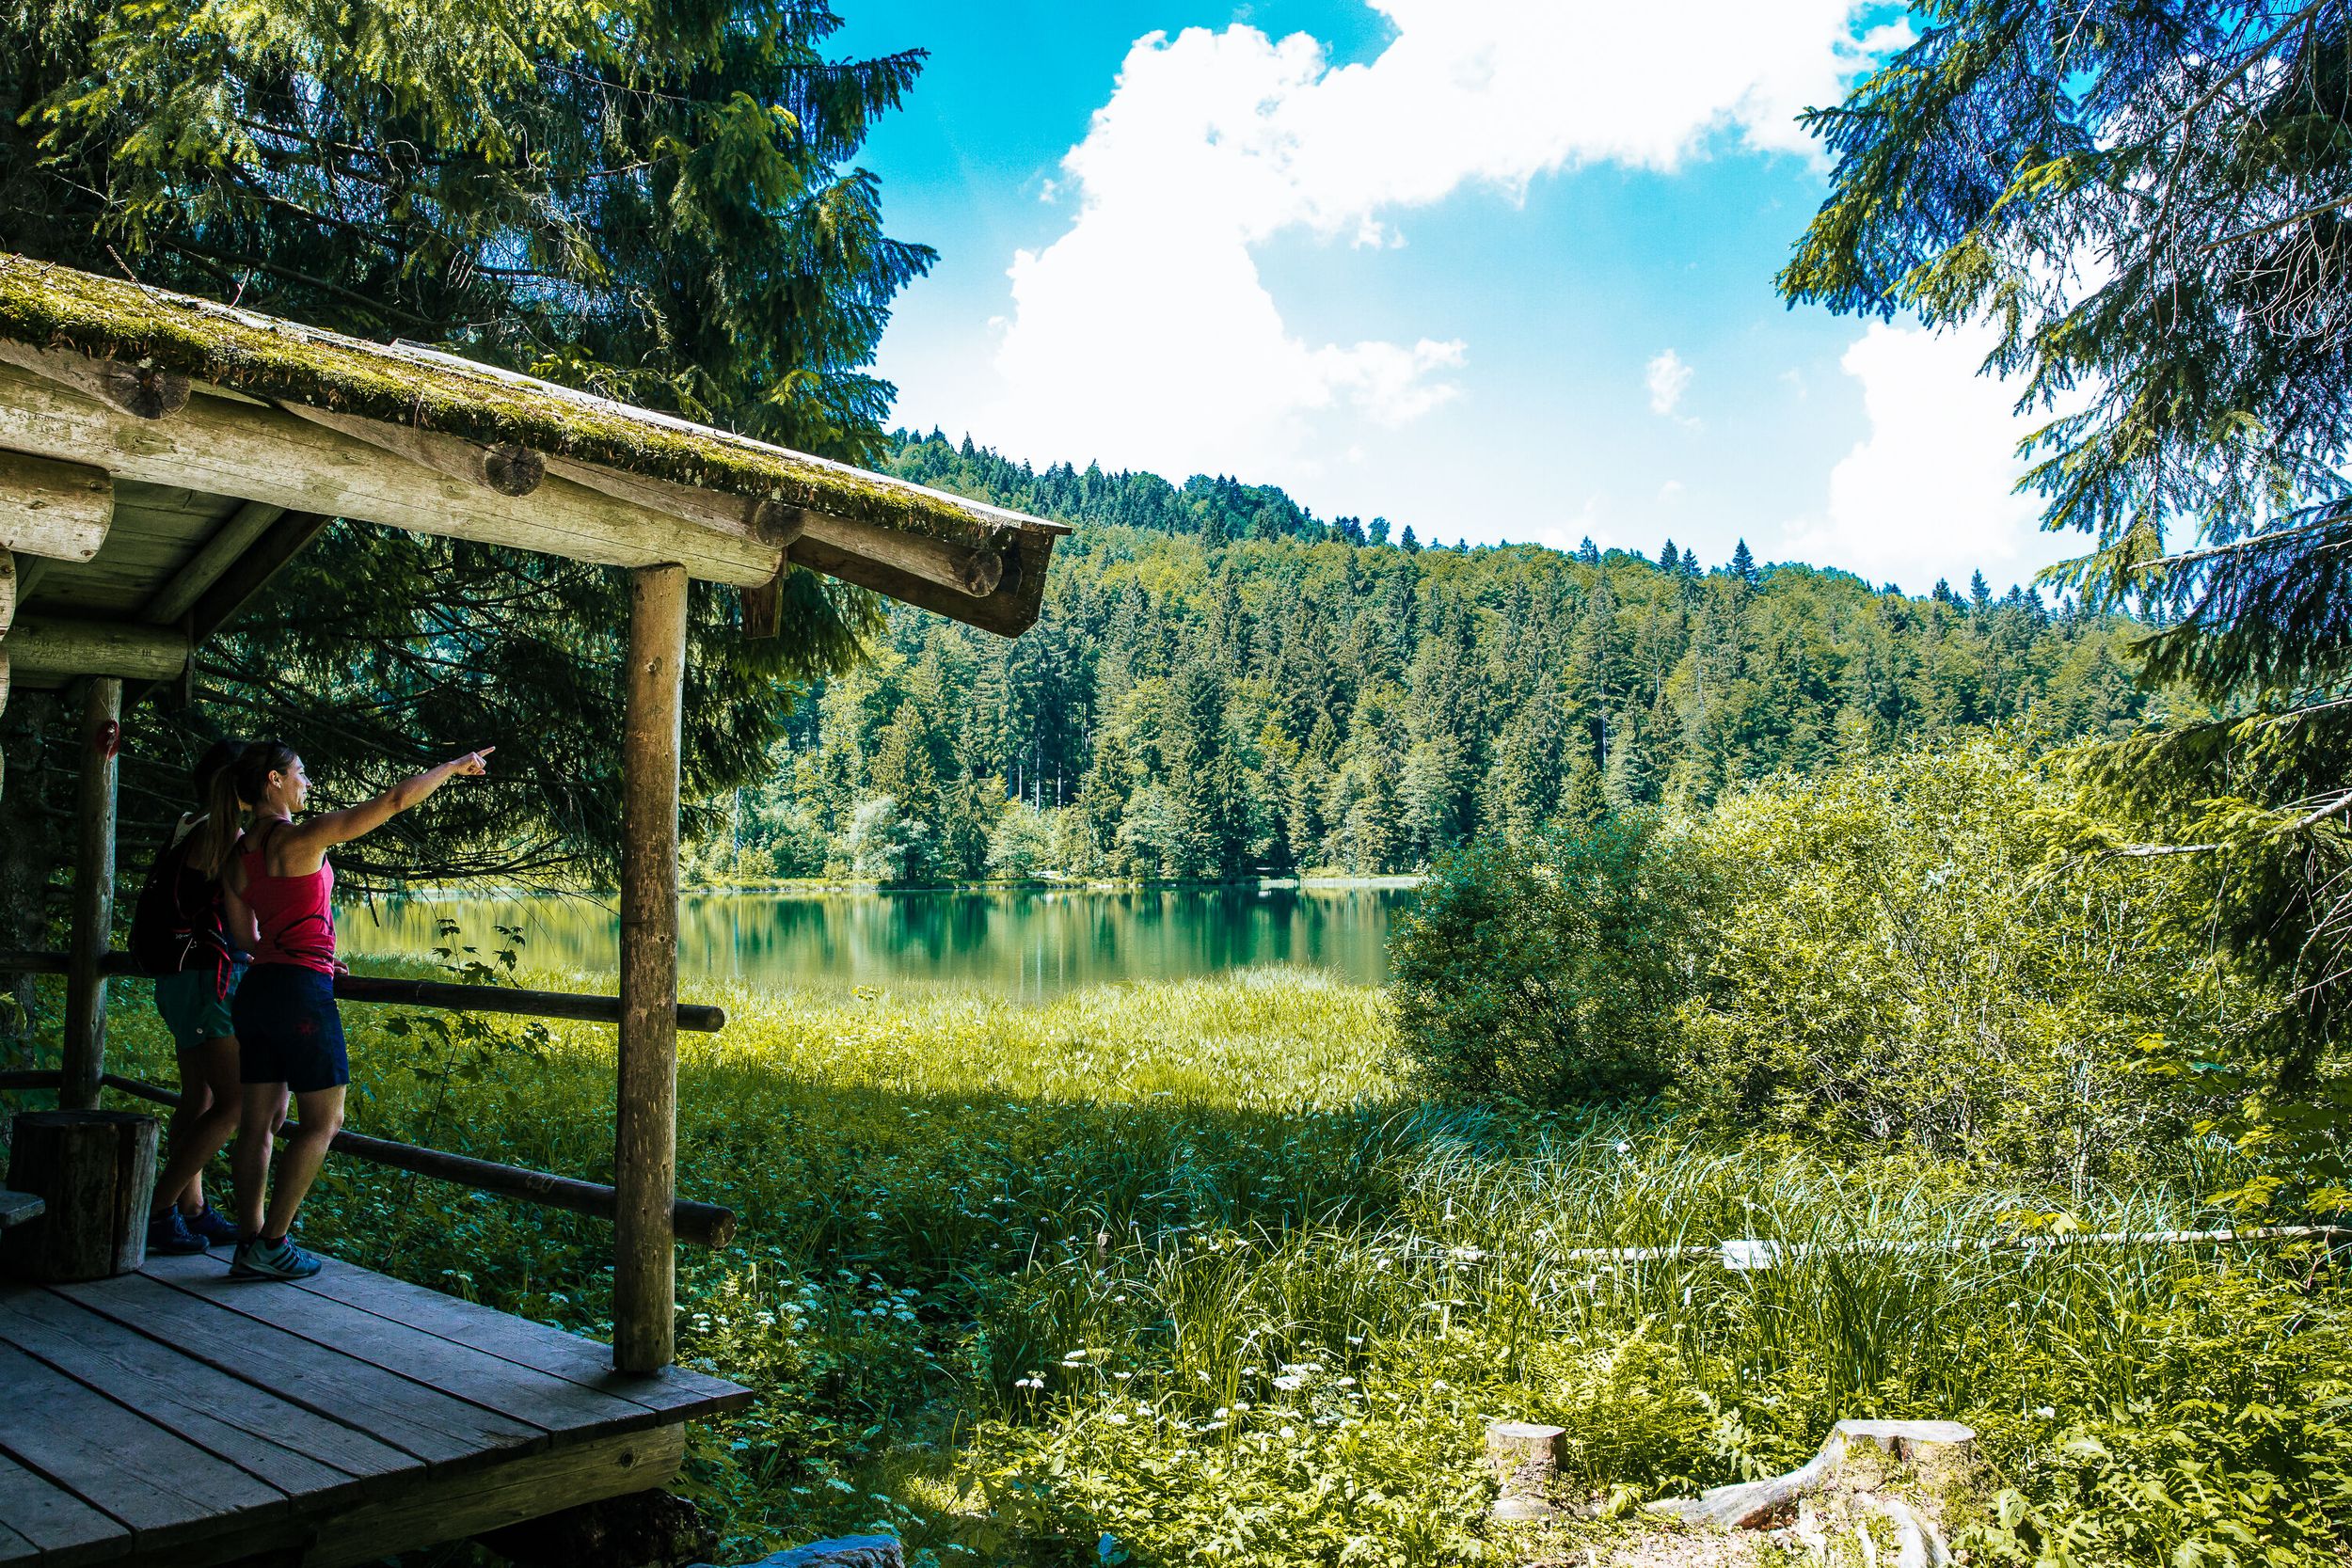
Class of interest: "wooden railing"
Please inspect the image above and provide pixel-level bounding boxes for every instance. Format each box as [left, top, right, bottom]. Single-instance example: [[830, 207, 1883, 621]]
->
[[0, 1069, 737, 1247], [0, 949, 727, 1032], [0, 946, 737, 1245]]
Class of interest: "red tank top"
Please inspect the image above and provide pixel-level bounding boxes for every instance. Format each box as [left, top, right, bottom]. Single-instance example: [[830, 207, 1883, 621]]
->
[[240, 827, 337, 973]]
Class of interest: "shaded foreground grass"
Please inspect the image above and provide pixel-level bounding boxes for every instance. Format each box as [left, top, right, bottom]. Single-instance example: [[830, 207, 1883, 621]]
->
[[72, 966, 2352, 1568]]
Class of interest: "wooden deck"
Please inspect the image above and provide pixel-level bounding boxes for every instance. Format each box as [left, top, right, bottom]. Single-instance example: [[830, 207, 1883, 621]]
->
[[0, 1250, 751, 1567]]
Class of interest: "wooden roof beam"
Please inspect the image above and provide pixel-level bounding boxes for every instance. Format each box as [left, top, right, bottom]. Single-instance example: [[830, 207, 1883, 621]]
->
[[142, 499, 286, 626], [0, 352, 783, 586], [547, 457, 1007, 600], [0, 449, 109, 562], [280, 403, 545, 497], [0, 339, 188, 420], [6, 615, 187, 681]]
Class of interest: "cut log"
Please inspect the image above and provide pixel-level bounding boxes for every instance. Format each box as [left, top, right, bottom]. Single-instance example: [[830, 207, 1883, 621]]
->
[[4, 616, 188, 681], [280, 402, 546, 496], [0, 1110, 158, 1282], [0, 339, 189, 420], [0, 449, 110, 562]]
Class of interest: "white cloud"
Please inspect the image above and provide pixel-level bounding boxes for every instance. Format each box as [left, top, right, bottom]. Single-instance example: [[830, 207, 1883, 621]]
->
[[974, 2, 1898, 482], [1646, 349, 1693, 417], [1782, 321, 2067, 591]]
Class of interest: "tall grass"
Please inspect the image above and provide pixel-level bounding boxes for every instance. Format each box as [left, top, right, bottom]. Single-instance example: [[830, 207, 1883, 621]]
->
[[54, 966, 2349, 1568]]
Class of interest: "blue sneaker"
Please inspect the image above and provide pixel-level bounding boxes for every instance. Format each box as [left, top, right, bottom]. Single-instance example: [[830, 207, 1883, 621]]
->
[[230, 1235, 325, 1281], [145, 1209, 208, 1256], [184, 1205, 242, 1247]]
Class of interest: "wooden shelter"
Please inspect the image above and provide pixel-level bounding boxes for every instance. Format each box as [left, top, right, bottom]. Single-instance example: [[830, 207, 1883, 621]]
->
[[0, 253, 1068, 1564]]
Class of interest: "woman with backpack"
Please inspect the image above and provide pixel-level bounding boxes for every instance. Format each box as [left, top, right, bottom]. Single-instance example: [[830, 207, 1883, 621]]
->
[[199, 740, 493, 1281], [133, 739, 252, 1255]]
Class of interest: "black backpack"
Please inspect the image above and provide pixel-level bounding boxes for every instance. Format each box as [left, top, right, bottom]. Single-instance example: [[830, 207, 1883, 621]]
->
[[128, 823, 228, 978]]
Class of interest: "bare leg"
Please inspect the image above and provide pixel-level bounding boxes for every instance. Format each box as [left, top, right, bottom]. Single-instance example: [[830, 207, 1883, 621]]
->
[[261, 1085, 344, 1242], [232, 1083, 288, 1240], [152, 1037, 241, 1217]]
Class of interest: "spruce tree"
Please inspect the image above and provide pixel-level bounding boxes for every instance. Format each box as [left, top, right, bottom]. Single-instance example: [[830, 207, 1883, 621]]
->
[[0, 0, 923, 892], [1782, 0, 2352, 1090], [1730, 539, 1758, 585]]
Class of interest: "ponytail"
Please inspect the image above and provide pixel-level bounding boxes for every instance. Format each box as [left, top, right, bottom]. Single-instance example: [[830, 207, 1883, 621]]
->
[[190, 739, 295, 879]]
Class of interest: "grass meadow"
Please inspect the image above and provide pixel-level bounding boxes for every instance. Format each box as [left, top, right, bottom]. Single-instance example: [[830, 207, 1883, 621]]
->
[[79, 964, 2352, 1568]]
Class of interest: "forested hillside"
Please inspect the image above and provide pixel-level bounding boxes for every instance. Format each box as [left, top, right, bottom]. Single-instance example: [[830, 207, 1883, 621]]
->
[[696, 431, 2156, 883]]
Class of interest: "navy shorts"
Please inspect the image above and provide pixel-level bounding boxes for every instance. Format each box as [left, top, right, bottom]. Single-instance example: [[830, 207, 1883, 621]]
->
[[231, 965, 349, 1093]]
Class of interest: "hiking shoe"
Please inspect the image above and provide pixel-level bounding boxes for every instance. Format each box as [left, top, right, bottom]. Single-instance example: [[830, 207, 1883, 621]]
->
[[184, 1205, 242, 1247], [145, 1209, 208, 1256], [230, 1236, 325, 1281]]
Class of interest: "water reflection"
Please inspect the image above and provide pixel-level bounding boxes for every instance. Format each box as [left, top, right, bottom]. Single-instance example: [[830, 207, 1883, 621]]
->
[[338, 883, 1416, 998]]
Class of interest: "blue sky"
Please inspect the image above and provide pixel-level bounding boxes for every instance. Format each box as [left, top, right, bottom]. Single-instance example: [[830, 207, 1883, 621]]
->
[[835, 1, 2075, 594]]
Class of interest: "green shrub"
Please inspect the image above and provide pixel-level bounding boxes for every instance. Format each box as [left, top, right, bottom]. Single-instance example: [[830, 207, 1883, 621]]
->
[[1388, 814, 1712, 1108], [1683, 737, 2235, 1187]]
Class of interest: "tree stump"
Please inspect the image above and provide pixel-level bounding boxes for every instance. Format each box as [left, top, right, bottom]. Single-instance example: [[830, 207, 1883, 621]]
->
[[1486, 1420, 1566, 1521], [1, 1110, 158, 1281]]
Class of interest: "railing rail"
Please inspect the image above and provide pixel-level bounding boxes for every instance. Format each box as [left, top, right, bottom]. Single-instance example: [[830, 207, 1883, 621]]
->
[[1556, 1227, 2347, 1271], [0, 949, 726, 1032], [0, 1069, 736, 1247]]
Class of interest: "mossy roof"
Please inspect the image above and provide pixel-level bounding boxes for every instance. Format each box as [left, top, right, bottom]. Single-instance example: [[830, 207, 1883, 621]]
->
[[0, 254, 1065, 547]]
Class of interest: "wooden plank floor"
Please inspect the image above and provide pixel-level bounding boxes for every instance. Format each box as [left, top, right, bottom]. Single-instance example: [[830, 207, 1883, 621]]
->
[[0, 1250, 750, 1567]]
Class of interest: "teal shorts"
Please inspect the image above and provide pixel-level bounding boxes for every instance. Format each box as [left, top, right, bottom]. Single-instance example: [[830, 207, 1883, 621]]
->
[[154, 968, 241, 1053]]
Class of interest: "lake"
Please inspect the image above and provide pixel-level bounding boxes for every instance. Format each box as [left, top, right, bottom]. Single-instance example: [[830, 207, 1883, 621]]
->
[[336, 882, 1418, 998]]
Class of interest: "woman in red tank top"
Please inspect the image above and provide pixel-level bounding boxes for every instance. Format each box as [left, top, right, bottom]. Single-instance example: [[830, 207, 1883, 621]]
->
[[205, 740, 494, 1281]]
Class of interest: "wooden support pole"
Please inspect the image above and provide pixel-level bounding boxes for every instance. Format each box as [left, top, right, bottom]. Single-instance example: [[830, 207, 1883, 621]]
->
[[61, 678, 120, 1110], [613, 563, 686, 1373]]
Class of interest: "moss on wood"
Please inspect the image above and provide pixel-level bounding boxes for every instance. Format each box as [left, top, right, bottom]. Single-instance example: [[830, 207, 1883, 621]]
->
[[0, 255, 1058, 549]]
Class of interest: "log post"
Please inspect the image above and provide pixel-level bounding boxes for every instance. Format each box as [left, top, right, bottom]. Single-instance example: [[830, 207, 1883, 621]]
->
[[613, 563, 686, 1373], [61, 677, 120, 1111], [1, 1109, 157, 1281]]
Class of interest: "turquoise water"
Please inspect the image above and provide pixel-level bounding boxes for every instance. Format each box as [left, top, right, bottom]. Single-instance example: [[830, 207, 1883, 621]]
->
[[337, 883, 1417, 998]]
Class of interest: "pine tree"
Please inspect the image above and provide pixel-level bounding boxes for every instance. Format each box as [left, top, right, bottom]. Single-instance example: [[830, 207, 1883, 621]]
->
[[1400, 525, 1421, 553], [1578, 537, 1602, 565], [1730, 538, 1758, 585], [1969, 571, 1993, 613], [1658, 536, 1681, 576]]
